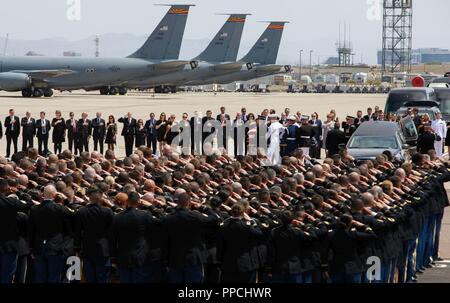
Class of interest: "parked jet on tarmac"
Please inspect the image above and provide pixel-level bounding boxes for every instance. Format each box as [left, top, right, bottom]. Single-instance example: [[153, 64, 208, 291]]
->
[[124, 13, 250, 93], [188, 21, 291, 86], [0, 4, 194, 97]]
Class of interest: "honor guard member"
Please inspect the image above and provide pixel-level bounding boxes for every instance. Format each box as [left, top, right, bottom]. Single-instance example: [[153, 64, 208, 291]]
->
[[217, 204, 263, 283], [162, 191, 220, 283], [285, 116, 299, 156], [296, 115, 315, 157], [0, 179, 31, 283], [110, 192, 156, 283], [342, 116, 357, 143], [266, 115, 285, 165], [28, 185, 74, 283], [74, 188, 114, 283]]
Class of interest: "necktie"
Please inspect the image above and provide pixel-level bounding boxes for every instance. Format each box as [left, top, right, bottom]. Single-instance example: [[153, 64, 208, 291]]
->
[[42, 120, 46, 135]]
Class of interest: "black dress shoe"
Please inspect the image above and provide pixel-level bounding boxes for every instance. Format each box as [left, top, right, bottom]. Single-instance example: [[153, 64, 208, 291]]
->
[[416, 269, 424, 274], [411, 277, 418, 283], [435, 257, 444, 262]]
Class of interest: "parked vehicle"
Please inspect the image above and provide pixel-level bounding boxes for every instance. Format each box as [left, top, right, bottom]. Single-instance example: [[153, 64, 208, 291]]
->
[[384, 87, 436, 113], [346, 118, 417, 161]]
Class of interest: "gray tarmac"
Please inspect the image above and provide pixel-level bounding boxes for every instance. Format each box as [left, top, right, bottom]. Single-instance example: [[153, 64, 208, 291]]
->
[[1, 89, 450, 282]]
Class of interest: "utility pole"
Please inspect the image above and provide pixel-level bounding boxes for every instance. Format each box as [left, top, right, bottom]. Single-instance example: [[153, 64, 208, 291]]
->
[[309, 50, 314, 78], [299, 49, 303, 83]]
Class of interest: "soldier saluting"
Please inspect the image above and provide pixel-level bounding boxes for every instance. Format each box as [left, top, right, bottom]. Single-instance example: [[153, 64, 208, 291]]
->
[[296, 115, 315, 157]]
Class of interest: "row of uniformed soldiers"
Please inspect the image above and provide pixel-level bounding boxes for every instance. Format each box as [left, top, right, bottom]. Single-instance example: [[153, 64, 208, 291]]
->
[[0, 149, 449, 283]]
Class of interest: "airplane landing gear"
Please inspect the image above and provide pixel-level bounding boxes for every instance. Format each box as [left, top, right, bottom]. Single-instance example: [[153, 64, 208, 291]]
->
[[21, 87, 52, 98], [100, 87, 109, 95], [118, 87, 128, 95], [22, 88, 33, 98], [154, 85, 176, 94], [109, 87, 118, 95], [43, 88, 54, 97], [33, 89, 44, 98]]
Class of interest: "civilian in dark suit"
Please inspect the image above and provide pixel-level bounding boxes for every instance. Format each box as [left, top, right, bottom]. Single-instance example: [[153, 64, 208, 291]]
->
[[21, 111, 36, 152], [65, 112, 79, 155], [144, 113, 157, 154], [241, 108, 248, 123], [110, 192, 155, 283], [51, 110, 66, 155], [77, 112, 92, 154], [363, 108, 377, 122], [417, 123, 437, 154], [309, 112, 323, 159], [4, 109, 20, 158], [92, 112, 106, 154], [135, 119, 147, 148], [74, 188, 114, 283], [118, 113, 137, 157], [0, 179, 31, 283], [35, 112, 51, 156], [217, 106, 230, 150], [190, 111, 202, 155], [28, 185, 74, 283], [325, 123, 346, 157], [202, 110, 216, 151], [163, 192, 219, 283], [217, 204, 263, 283]]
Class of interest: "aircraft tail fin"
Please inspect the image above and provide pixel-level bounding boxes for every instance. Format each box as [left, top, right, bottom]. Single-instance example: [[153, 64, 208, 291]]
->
[[240, 21, 287, 65], [128, 4, 194, 60], [195, 14, 249, 62]]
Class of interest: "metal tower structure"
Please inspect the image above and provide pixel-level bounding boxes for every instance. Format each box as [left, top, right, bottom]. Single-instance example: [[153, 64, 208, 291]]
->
[[382, 0, 413, 73], [336, 21, 353, 67]]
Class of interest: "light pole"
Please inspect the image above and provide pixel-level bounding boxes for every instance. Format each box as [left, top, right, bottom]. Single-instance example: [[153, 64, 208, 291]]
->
[[309, 50, 314, 78], [299, 49, 303, 84]]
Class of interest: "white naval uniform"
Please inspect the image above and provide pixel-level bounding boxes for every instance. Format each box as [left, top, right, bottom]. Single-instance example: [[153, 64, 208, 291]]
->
[[266, 121, 285, 166], [431, 118, 447, 157]]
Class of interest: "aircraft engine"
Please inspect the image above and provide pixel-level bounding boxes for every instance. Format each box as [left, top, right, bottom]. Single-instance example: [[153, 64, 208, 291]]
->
[[0, 72, 32, 91]]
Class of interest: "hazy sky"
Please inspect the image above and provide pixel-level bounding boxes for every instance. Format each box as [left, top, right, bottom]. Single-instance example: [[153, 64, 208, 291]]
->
[[1, 0, 449, 63]]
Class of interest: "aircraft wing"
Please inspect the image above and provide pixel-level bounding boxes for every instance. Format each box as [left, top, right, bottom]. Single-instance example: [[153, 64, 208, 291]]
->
[[252, 65, 284, 72], [10, 70, 77, 81], [151, 60, 191, 70], [214, 62, 244, 71], [9, 70, 77, 87]]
